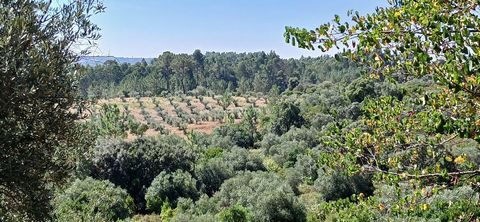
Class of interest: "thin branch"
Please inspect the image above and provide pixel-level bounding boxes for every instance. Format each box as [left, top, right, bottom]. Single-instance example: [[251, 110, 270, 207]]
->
[[364, 167, 480, 179]]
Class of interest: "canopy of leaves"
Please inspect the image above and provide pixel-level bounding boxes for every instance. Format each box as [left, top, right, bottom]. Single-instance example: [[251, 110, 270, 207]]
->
[[285, 0, 480, 185], [80, 52, 361, 98], [90, 136, 196, 212], [0, 0, 103, 220], [53, 177, 134, 222], [146, 170, 199, 213], [284, 0, 480, 219]]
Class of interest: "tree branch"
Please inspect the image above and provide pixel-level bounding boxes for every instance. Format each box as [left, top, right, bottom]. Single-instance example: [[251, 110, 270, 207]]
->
[[364, 166, 480, 179]]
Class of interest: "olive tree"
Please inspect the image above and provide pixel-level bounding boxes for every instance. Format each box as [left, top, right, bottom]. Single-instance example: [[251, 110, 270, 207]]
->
[[146, 170, 199, 213], [53, 177, 134, 222], [0, 0, 103, 220], [90, 136, 196, 212]]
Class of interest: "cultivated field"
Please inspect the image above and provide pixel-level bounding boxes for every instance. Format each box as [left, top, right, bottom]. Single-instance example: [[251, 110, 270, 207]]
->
[[96, 95, 266, 139]]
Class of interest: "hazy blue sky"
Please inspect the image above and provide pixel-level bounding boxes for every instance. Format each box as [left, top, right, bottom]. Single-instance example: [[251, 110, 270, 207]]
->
[[91, 0, 388, 58]]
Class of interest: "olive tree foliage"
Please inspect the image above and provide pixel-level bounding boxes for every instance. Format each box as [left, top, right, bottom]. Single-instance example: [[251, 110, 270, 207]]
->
[[195, 158, 234, 197], [90, 136, 197, 212], [146, 170, 199, 213], [285, 0, 480, 184], [0, 0, 103, 221], [52, 177, 135, 222], [213, 124, 255, 148], [173, 172, 306, 222], [314, 169, 373, 201], [213, 172, 306, 222], [218, 204, 252, 222], [194, 147, 266, 197]]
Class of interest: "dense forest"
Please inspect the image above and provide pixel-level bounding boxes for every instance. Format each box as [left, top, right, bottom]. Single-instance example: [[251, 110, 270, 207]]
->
[[1, 0, 480, 221], [80, 51, 361, 98]]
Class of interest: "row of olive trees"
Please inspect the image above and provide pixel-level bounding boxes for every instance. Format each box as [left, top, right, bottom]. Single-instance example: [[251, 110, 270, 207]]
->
[[130, 94, 260, 135]]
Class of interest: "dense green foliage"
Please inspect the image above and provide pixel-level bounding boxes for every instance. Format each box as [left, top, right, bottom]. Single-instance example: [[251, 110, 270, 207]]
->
[[52, 177, 135, 222], [90, 136, 196, 212], [80, 52, 361, 98], [283, 0, 480, 219], [146, 170, 199, 213], [0, 0, 103, 220], [4, 0, 480, 221], [91, 104, 148, 138], [218, 204, 251, 222]]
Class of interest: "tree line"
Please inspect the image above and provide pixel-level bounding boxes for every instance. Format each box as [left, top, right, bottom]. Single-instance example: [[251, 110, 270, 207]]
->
[[80, 51, 361, 98]]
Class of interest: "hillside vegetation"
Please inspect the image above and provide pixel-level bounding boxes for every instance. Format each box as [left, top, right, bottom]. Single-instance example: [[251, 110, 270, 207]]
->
[[1, 0, 479, 221]]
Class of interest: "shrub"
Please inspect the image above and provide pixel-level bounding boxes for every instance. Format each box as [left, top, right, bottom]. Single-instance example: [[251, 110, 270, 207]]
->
[[314, 169, 373, 201], [263, 158, 282, 173], [213, 171, 306, 222], [203, 147, 224, 159], [294, 154, 318, 183], [281, 127, 320, 148], [373, 184, 480, 220], [221, 148, 266, 172], [345, 77, 376, 103], [218, 204, 252, 222], [213, 124, 254, 148], [90, 136, 196, 211], [260, 133, 281, 150], [206, 134, 237, 150], [307, 197, 379, 222], [146, 170, 199, 213], [175, 195, 217, 218], [311, 113, 334, 130], [53, 177, 134, 222], [130, 214, 163, 222], [264, 140, 309, 167], [420, 185, 480, 221], [284, 168, 303, 194], [195, 158, 234, 196]]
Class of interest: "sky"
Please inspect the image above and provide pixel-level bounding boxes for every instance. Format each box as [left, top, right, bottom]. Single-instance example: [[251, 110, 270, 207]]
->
[[91, 0, 388, 58]]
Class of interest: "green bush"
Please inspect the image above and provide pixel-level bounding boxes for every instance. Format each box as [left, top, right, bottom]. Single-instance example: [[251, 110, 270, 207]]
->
[[263, 140, 309, 167], [420, 186, 480, 221], [130, 214, 163, 222], [146, 170, 199, 213], [172, 172, 305, 222], [195, 158, 234, 196], [345, 77, 376, 103], [53, 177, 134, 222], [90, 136, 196, 211], [314, 169, 373, 201], [281, 127, 320, 148], [218, 204, 252, 222], [294, 154, 318, 183], [221, 148, 266, 172], [306, 197, 379, 222], [214, 171, 306, 222], [213, 124, 255, 148]]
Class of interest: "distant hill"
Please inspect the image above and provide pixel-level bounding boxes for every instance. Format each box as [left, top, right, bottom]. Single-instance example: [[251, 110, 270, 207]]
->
[[78, 56, 154, 66]]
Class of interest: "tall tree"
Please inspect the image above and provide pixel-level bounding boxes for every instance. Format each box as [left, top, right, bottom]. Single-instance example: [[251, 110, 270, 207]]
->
[[0, 0, 103, 220]]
